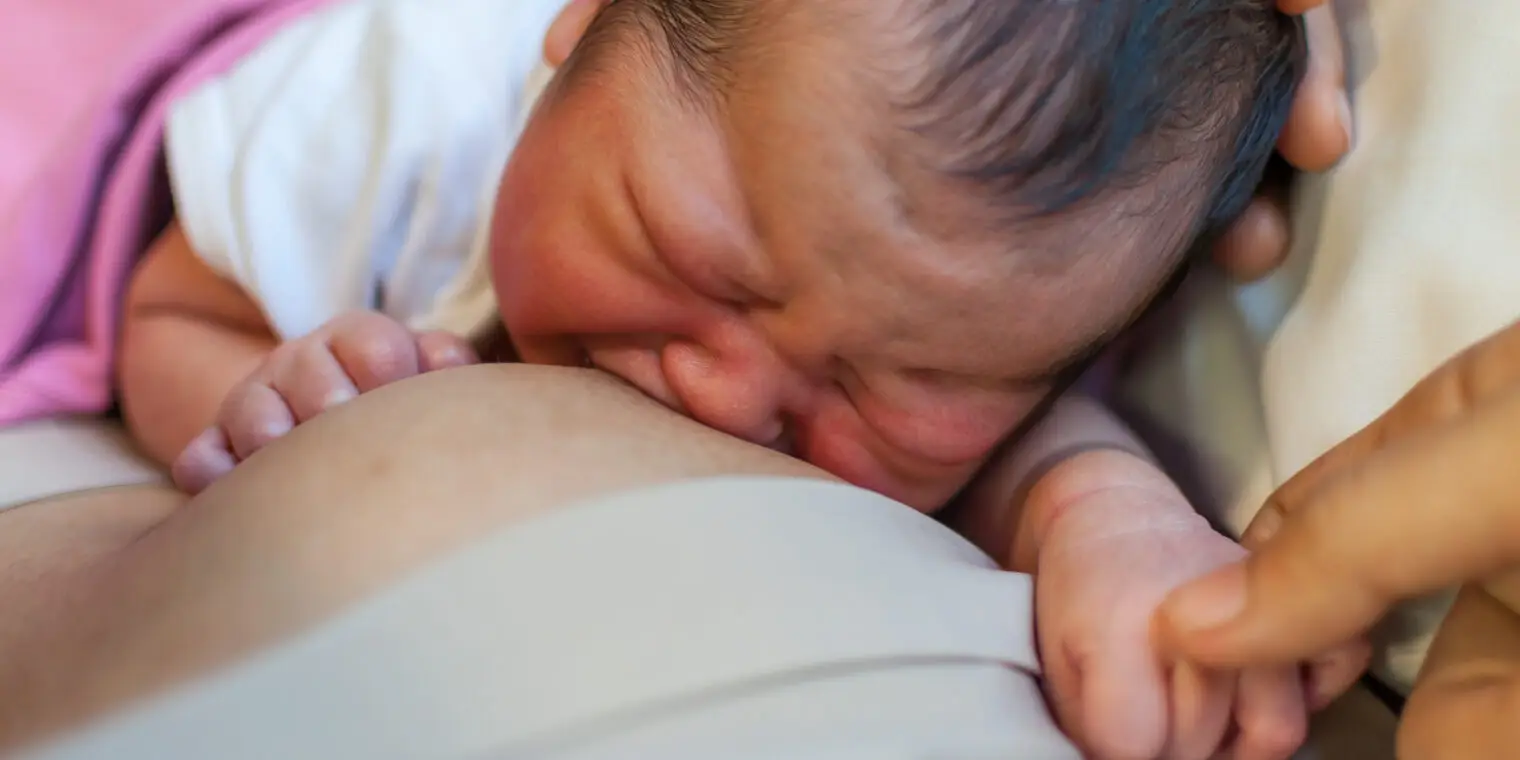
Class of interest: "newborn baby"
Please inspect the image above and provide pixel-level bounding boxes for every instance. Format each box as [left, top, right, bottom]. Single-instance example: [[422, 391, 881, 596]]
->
[[117, 0, 1311, 756]]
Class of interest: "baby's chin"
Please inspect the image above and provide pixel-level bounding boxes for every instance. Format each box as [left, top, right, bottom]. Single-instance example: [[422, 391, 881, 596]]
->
[[800, 429, 979, 514]]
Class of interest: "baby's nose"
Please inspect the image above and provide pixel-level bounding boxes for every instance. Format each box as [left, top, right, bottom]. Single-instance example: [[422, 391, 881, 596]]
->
[[660, 339, 795, 447]]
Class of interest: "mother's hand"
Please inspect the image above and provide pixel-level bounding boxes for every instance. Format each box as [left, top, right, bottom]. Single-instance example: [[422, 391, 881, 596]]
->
[[1213, 0, 1351, 281], [1157, 319, 1520, 755]]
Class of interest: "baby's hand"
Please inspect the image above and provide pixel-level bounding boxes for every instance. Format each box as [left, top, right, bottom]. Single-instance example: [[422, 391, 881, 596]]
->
[[1034, 469, 1311, 760], [171, 310, 478, 493]]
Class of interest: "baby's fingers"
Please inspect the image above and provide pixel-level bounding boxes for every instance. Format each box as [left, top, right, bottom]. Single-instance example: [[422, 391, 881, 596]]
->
[[268, 339, 360, 422], [1166, 661, 1233, 760], [218, 381, 296, 461], [1228, 667, 1307, 760], [324, 312, 423, 390], [170, 427, 237, 494], [1306, 640, 1371, 710], [1080, 643, 1169, 759], [416, 330, 480, 372]]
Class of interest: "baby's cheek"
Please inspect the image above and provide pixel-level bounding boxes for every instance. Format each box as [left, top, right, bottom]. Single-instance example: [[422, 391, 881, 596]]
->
[[795, 407, 971, 512], [853, 400, 984, 464]]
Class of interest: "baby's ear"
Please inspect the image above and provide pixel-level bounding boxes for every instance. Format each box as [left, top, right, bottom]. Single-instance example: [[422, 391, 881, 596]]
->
[[544, 0, 609, 66]]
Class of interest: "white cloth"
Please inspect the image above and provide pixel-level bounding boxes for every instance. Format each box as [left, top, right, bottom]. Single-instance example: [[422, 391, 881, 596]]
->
[[26, 477, 1079, 760], [164, 0, 563, 341], [1120, 0, 1520, 693], [0, 419, 162, 510]]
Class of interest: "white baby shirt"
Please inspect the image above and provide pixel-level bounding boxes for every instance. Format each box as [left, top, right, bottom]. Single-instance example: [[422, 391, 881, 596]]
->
[[1119, 0, 1520, 693], [164, 0, 563, 341]]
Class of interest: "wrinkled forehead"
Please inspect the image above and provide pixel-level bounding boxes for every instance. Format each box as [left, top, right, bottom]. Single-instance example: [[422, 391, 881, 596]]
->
[[718, 106, 1184, 383], [817, 215, 1180, 381]]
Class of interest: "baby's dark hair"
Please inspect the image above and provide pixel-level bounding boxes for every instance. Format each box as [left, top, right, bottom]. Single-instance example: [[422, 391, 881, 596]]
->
[[591, 0, 1304, 261], [905, 0, 1305, 248]]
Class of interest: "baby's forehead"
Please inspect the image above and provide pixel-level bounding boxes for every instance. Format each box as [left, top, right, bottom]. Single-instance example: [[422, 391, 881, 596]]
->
[[709, 78, 1194, 384], [795, 201, 1181, 383]]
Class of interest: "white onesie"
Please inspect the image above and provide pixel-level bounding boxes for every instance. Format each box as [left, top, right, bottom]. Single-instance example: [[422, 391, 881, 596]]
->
[[164, 0, 562, 341], [1120, 0, 1520, 693]]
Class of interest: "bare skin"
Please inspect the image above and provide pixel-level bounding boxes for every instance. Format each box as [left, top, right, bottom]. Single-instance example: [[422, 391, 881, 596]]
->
[[17, 0, 1348, 754], [118, 0, 1341, 748], [0, 366, 825, 752], [1159, 319, 1520, 758], [1213, 0, 1351, 280], [0, 487, 183, 727]]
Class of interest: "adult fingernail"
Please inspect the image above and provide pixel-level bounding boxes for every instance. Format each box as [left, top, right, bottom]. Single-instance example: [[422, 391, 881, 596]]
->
[[1167, 564, 1249, 634], [1244, 507, 1283, 546]]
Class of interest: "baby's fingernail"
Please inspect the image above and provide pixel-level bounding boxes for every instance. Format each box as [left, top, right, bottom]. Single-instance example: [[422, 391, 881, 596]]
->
[[1308, 646, 1371, 709], [1244, 507, 1283, 546], [1338, 92, 1355, 152], [1166, 564, 1248, 634], [323, 387, 357, 409], [1307, 670, 1342, 710]]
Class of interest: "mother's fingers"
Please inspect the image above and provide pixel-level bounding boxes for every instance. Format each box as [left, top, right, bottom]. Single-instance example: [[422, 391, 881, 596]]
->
[[542, 0, 608, 66], [1398, 586, 1520, 759], [1161, 387, 1520, 667], [1277, 6, 1350, 171], [1245, 320, 1520, 547], [1275, 0, 1329, 15], [1211, 184, 1292, 283]]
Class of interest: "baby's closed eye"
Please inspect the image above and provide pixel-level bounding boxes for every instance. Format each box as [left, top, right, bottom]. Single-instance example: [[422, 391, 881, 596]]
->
[[842, 367, 1031, 466]]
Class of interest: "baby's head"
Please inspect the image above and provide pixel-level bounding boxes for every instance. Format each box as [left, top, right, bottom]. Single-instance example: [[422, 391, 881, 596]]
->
[[490, 0, 1303, 510]]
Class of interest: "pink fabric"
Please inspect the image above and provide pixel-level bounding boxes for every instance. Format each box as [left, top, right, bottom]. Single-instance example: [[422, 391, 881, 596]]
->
[[0, 0, 341, 425]]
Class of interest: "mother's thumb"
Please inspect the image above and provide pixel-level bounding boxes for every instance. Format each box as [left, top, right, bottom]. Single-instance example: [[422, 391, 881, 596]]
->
[[1165, 387, 1520, 667], [1155, 543, 1387, 670]]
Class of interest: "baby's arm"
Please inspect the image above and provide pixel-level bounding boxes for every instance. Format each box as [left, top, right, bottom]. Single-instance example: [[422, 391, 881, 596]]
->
[[950, 393, 1312, 760], [119, 221, 277, 466], [120, 221, 479, 493], [950, 392, 1162, 572]]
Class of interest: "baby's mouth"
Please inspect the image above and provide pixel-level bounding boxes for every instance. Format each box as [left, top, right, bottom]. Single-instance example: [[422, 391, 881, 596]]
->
[[580, 348, 683, 411]]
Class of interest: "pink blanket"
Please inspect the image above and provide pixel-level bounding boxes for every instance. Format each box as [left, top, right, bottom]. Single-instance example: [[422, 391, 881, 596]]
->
[[0, 0, 339, 425]]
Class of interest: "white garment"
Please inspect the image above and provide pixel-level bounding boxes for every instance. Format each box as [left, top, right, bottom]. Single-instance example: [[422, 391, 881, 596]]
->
[[26, 478, 1078, 760], [0, 419, 161, 510], [1120, 0, 1520, 693], [164, 0, 563, 341]]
